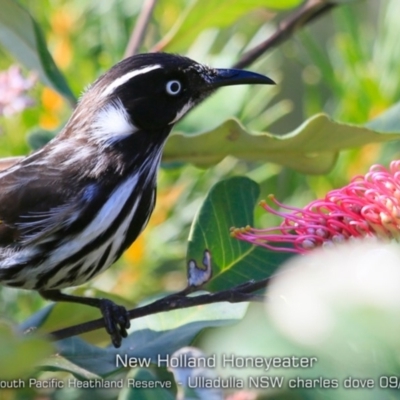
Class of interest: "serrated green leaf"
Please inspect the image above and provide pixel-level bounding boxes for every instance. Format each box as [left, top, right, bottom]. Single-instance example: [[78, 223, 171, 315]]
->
[[164, 114, 400, 174], [0, 0, 75, 104], [40, 301, 247, 377], [154, 0, 303, 52], [18, 105, 400, 175], [187, 177, 292, 291]]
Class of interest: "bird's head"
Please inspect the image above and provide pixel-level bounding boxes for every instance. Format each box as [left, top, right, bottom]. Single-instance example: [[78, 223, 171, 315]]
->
[[67, 53, 274, 147]]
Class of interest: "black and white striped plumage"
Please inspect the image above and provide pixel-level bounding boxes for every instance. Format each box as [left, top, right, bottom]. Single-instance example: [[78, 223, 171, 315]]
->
[[0, 53, 274, 346]]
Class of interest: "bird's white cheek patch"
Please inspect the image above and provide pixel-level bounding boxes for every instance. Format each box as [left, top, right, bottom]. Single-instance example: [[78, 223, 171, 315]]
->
[[91, 99, 138, 145], [169, 100, 194, 124]]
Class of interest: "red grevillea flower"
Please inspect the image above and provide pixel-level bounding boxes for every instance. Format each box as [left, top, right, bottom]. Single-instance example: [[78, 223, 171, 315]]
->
[[231, 161, 400, 254]]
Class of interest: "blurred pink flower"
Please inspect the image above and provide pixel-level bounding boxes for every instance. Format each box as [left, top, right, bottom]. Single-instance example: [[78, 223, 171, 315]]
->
[[0, 65, 36, 117], [232, 161, 400, 254]]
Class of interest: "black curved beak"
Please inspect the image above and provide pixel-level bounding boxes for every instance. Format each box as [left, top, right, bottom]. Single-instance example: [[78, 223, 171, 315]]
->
[[210, 68, 275, 88]]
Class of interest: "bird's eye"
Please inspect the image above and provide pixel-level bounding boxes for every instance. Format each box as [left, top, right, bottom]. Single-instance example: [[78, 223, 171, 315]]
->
[[166, 80, 182, 95]]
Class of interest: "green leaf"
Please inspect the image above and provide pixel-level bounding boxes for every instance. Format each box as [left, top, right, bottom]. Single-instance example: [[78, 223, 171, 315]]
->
[[19, 304, 54, 332], [154, 0, 303, 52], [119, 369, 175, 400], [0, 0, 76, 104], [187, 177, 292, 291], [40, 301, 248, 377], [0, 321, 53, 379], [164, 114, 400, 174], [367, 101, 400, 132], [39, 354, 101, 380]]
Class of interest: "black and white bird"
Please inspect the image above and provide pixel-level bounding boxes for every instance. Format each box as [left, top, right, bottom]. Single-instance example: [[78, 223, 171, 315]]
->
[[0, 53, 274, 347]]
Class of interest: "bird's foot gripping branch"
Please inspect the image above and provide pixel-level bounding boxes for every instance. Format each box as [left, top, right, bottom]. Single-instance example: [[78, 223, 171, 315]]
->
[[45, 250, 270, 345]]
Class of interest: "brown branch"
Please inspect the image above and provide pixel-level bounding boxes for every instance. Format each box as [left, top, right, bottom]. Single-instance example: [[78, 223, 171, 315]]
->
[[124, 0, 158, 58], [47, 277, 271, 342], [233, 0, 337, 69]]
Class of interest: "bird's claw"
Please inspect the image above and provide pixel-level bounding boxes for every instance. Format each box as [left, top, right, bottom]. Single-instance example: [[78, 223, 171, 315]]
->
[[99, 299, 131, 348]]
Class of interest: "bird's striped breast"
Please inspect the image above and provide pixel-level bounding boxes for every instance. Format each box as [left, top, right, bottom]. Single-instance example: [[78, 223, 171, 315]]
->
[[0, 163, 159, 290]]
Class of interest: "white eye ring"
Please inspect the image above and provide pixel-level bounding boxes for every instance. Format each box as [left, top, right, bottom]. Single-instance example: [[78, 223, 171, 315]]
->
[[166, 80, 182, 95]]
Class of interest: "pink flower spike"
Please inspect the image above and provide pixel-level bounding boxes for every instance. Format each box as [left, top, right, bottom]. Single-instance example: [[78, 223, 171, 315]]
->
[[232, 161, 400, 254]]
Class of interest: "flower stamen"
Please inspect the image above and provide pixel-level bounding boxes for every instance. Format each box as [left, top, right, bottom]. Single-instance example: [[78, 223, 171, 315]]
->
[[232, 161, 400, 253]]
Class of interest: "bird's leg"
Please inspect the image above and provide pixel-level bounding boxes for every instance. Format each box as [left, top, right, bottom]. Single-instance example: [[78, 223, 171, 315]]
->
[[39, 289, 130, 348]]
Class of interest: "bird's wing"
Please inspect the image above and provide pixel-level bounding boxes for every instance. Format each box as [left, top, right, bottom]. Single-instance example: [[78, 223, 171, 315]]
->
[[0, 156, 23, 172], [0, 162, 93, 246]]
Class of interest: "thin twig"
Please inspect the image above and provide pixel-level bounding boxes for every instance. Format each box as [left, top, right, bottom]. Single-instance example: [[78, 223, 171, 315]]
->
[[47, 277, 271, 342], [124, 0, 158, 58], [233, 0, 337, 69]]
